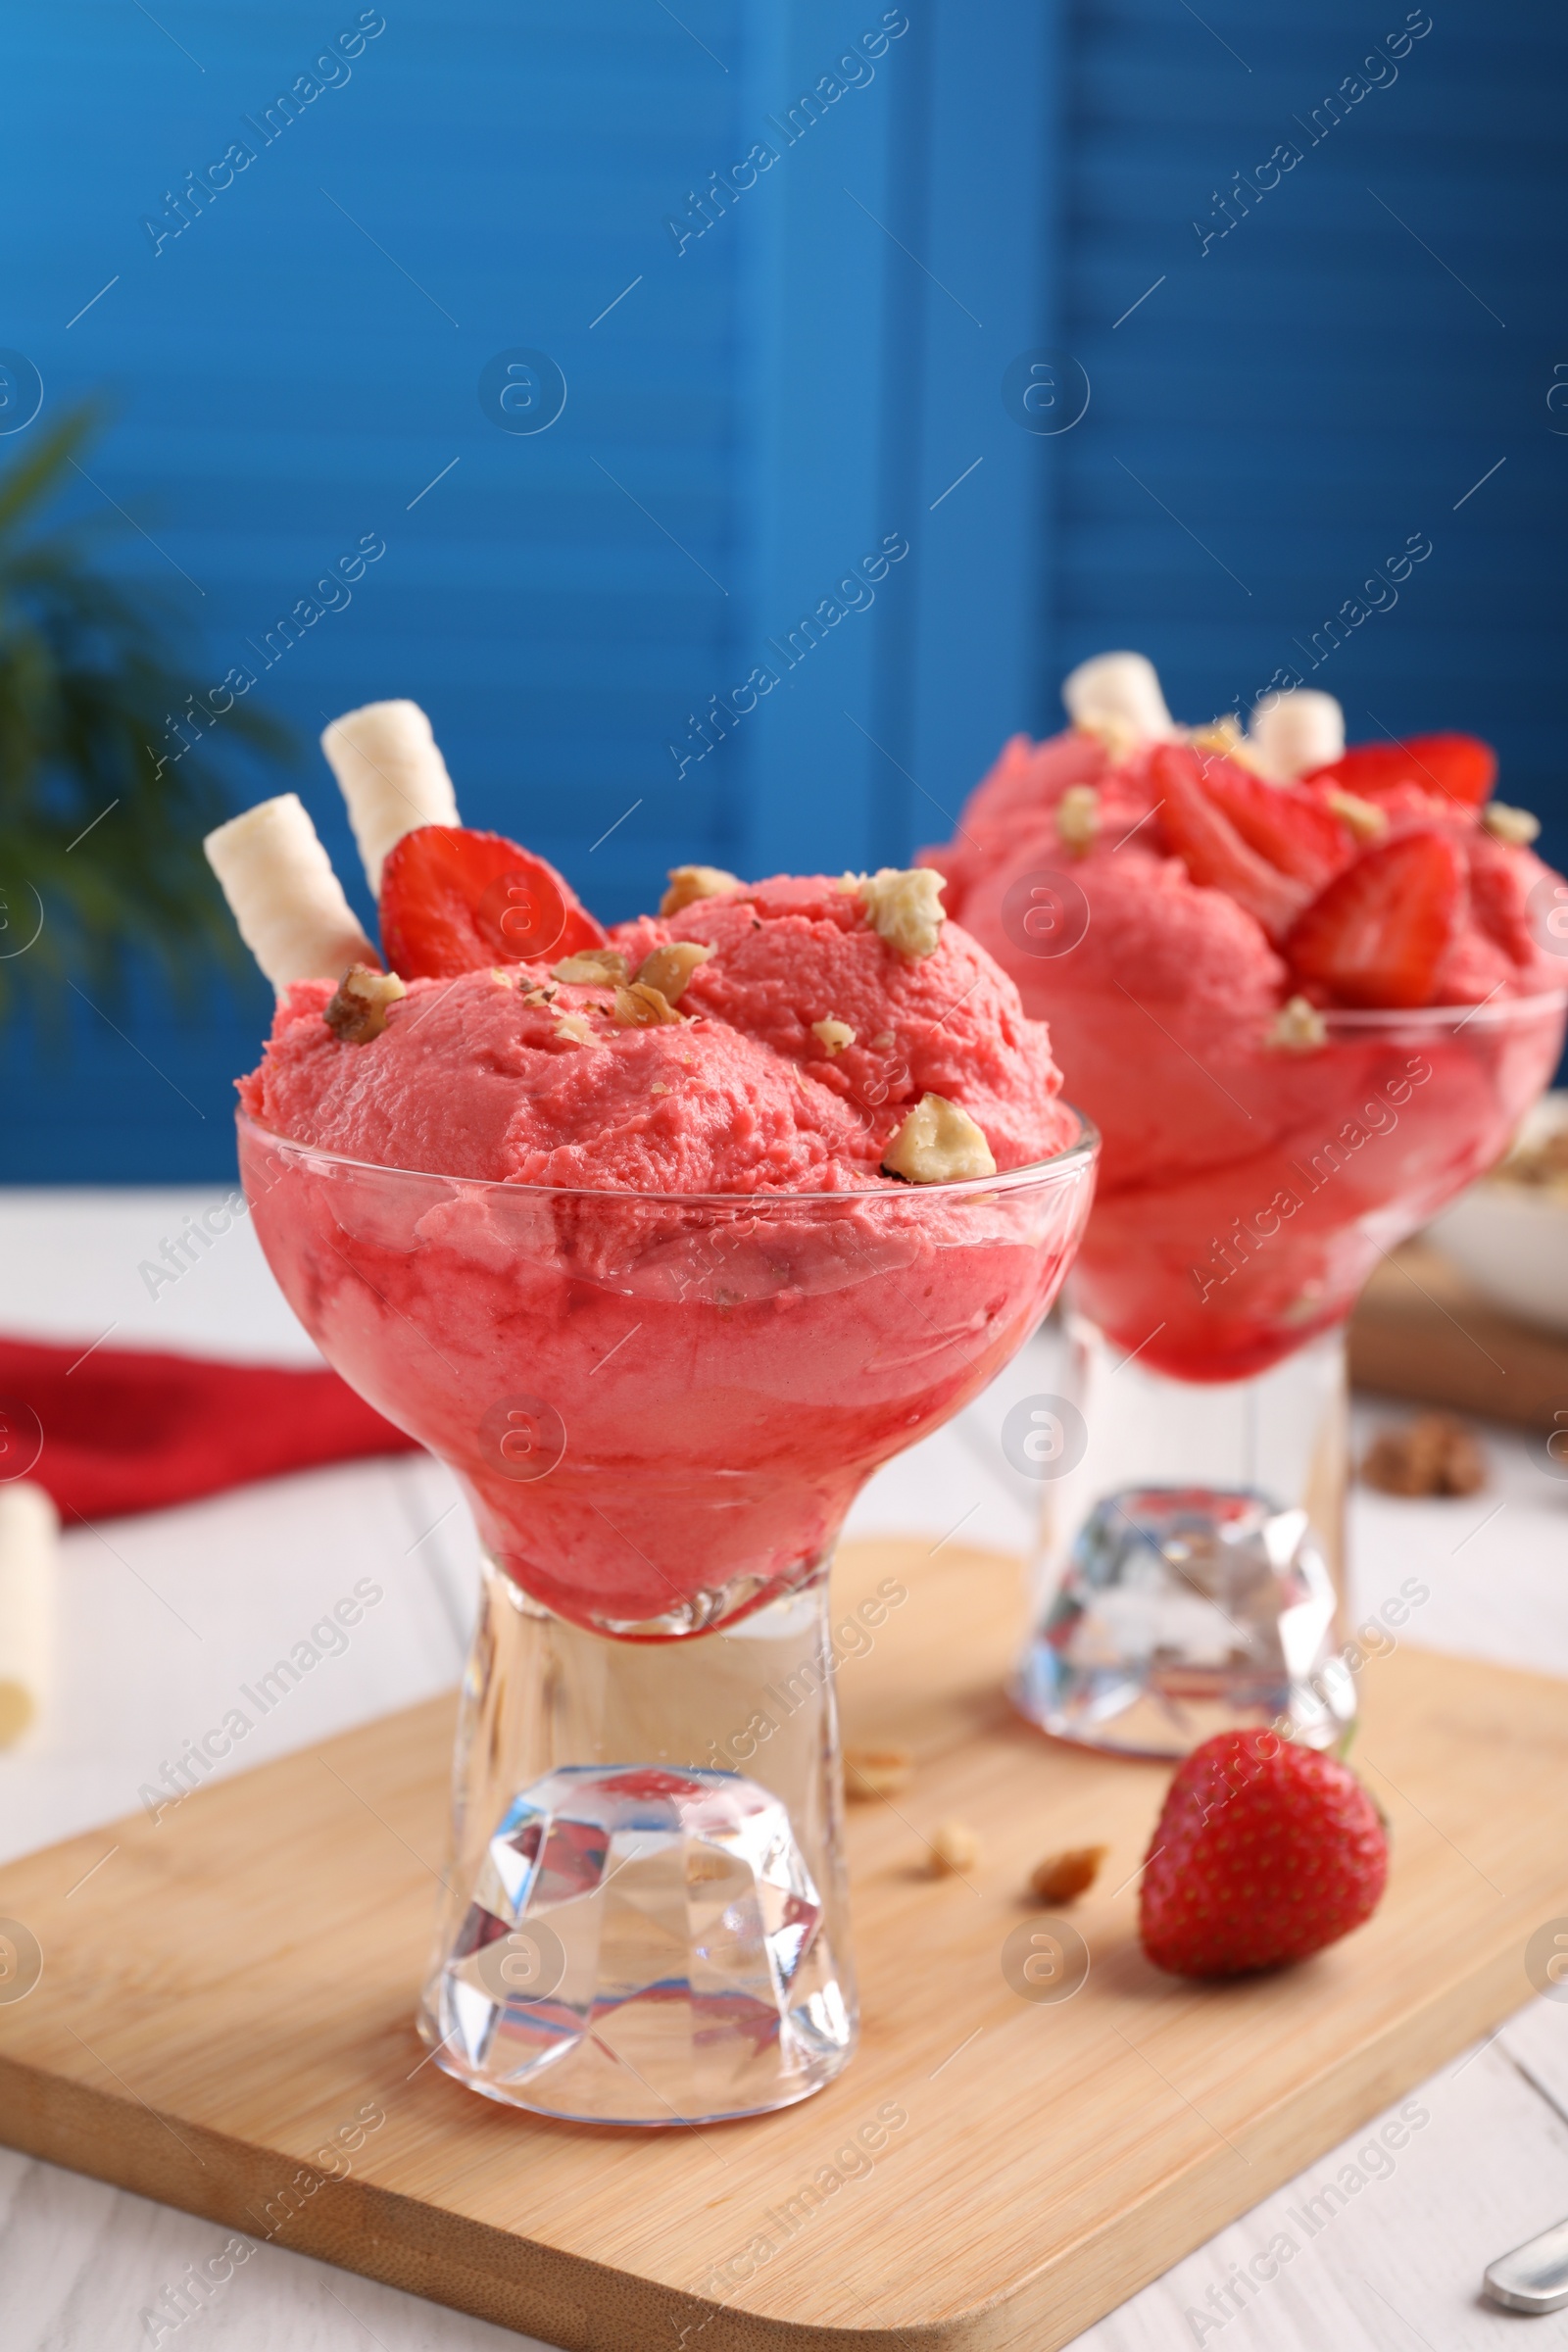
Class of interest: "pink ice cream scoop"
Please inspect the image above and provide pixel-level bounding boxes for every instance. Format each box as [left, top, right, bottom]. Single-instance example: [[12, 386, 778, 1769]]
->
[[237, 847, 1092, 1630], [923, 663, 1567, 1380]]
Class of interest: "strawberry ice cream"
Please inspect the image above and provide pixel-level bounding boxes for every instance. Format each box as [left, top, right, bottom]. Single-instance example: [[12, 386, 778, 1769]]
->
[[235, 841, 1093, 1630], [926, 661, 1566, 1380]]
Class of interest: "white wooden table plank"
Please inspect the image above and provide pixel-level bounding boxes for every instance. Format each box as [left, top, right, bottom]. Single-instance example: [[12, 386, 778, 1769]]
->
[[3, 1189, 1566, 2351]]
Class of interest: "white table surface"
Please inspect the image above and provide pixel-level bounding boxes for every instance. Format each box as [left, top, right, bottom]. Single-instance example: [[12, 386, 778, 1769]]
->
[[3, 1185, 1568, 2352]]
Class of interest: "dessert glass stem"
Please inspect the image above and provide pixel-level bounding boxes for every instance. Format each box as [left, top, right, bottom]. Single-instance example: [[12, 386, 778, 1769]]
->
[[1016, 1313, 1355, 1758], [419, 1551, 856, 2124]]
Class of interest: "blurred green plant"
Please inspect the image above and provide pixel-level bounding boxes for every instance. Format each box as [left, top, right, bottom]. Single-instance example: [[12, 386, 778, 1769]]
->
[[0, 407, 293, 1024]]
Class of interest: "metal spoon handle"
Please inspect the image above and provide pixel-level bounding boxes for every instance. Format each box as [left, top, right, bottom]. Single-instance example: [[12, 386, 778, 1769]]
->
[[1485, 2217, 1568, 2313]]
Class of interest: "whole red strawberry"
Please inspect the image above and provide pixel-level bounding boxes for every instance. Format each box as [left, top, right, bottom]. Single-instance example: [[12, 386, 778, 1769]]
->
[[1139, 1730, 1388, 1979]]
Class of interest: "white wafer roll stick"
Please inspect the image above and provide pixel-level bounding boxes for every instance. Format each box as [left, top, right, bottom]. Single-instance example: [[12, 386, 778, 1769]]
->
[[1062, 652, 1178, 745], [0, 1483, 57, 1748], [1250, 688, 1345, 779], [320, 701, 460, 893], [204, 795, 376, 993]]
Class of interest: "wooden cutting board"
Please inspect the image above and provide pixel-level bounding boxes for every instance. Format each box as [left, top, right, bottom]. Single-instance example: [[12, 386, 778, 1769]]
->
[[3, 1536, 1565, 2351], [1348, 1239, 1568, 1431]]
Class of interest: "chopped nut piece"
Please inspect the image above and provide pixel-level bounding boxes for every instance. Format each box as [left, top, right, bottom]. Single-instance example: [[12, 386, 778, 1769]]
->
[[635, 941, 715, 1004], [882, 1094, 997, 1184], [519, 983, 556, 1007], [858, 866, 947, 959], [323, 963, 406, 1044], [1483, 801, 1542, 847], [1189, 716, 1243, 757], [1325, 788, 1389, 845], [553, 948, 630, 986], [614, 981, 685, 1028], [1268, 995, 1328, 1055], [553, 1011, 601, 1047], [1491, 1125, 1568, 1194], [870, 1030, 896, 1051], [844, 1744, 913, 1801], [661, 863, 741, 916], [1360, 1413, 1488, 1498], [811, 1016, 856, 1055], [1029, 1843, 1109, 1905], [1055, 784, 1102, 858], [650, 1080, 670, 1095], [928, 1821, 979, 1877]]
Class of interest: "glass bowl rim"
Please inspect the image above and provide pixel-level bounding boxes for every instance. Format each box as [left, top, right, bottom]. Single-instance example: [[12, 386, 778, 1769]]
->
[[235, 1102, 1101, 1208], [1320, 987, 1567, 1031]]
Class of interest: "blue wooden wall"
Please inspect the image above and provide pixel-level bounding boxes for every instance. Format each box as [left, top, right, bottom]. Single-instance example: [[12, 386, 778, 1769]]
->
[[2, 0, 1563, 1181]]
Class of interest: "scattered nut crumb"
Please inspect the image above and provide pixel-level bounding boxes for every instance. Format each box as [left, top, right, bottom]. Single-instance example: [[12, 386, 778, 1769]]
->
[[614, 981, 685, 1028], [1028, 1843, 1109, 1905], [650, 1081, 670, 1095], [870, 1030, 896, 1050], [1268, 995, 1328, 1054], [554, 949, 629, 986], [1483, 802, 1542, 847], [323, 964, 406, 1044], [635, 941, 714, 1004], [843, 1744, 913, 1800], [661, 864, 741, 916], [1325, 788, 1389, 845], [489, 967, 514, 987], [553, 1011, 602, 1048], [858, 867, 947, 958], [811, 1016, 856, 1055], [882, 1094, 996, 1184], [519, 983, 556, 1007], [1055, 784, 1102, 858], [1359, 1413, 1488, 1498], [928, 1821, 979, 1877]]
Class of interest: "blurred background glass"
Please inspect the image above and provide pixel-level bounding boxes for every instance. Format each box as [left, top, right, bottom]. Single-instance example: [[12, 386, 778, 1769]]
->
[[2, 0, 1563, 1181]]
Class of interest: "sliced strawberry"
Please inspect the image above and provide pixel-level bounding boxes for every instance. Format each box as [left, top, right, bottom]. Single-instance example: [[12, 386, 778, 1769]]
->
[[1192, 752, 1353, 889], [1286, 828, 1464, 1008], [1151, 744, 1307, 941], [379, 826, 607, 980], [1309, 733, 1496, 811]]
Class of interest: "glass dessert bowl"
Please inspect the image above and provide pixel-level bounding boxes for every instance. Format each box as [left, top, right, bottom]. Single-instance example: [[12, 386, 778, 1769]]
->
[[927, 658, 1568, 1757], [237, 1106, 1095, 2123]]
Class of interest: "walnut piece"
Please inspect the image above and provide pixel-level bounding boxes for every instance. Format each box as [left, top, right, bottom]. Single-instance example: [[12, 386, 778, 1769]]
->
[[1325, 788, 1389, 844], [1360, 1414, 1488, 1498], [1483, 802, 1542, 846], [882, 1094, 996, 1184], [1028, 1843, 1108, 1905], [614, 981, 685, 1028], [650, 1080, 670, 1095], [554, 948, 629, 986], [661, 864, 741, 916], [858, 866, 947, 959], [811, 1016, 856, 1055], [844, 1744, 913, 1801], [1054, 784, 1101, 858], [635, 941, 714, 1004], [323, 963, 406, 1044], [927, 1821, 979, 1877], [1268, 995, 1328, 1054], [553, 1011, 602, 1048]]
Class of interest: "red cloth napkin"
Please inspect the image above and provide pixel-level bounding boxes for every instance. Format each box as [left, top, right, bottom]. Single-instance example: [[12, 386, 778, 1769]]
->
[[0, 1335, 420, 1522]]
